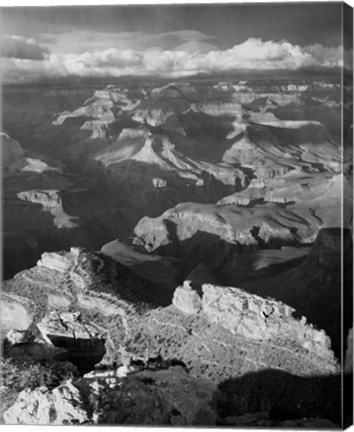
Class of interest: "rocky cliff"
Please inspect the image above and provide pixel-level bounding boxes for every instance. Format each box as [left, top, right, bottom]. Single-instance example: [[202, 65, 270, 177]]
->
[[173, 281, 337, 372], [0, 241, 344, 426], [4, 366, 219, 426], [1, 132, 25, 168], [17, 190, 79, 229], [2, 245, 340, 379]]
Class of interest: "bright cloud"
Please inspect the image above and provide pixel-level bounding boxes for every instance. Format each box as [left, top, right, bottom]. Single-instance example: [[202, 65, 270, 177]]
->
[[1, 36, 346, 83]]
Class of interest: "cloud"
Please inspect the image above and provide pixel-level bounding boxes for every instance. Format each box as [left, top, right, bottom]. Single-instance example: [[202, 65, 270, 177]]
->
[[38, 30, 216, 54], [1, 56, 67, 83], [1, 37, 345, 83], [1, 35, 49, 60], [173, 40, 217, 54], [201, 39, 316, 70], [304, 44, 343, 67]]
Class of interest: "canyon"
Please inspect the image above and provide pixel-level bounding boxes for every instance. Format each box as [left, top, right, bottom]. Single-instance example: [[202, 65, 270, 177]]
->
[[1, 73, 352, 426]]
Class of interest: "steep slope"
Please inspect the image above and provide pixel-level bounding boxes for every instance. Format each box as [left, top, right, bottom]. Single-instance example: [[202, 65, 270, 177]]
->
[[101, 239, 192, 297], [223, 122, 340, 180], [53, 86, 141, 137], [2, 132, 25, 168], [16, 190, 79, 229], [2, 133, 95, 278], [218, 171, 348, 208], [218, 228, 352, 360], [92, 127, 247, 189], [2, 132, 63, 175]]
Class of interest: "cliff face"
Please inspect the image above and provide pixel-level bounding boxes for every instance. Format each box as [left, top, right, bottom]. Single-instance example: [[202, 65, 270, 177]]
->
[[2, 247, 146, 334], [1, 132, 25, 168], [2, 132, 63, 175], [17, 190, 79, 229], [173, 282, 336, 371], [2, 246, 339, 377], [132, 200, 327, 258], [0, 242, 343, 426]]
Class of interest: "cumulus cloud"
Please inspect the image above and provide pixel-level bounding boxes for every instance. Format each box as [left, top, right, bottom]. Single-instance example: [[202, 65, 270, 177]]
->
[[1, 37, 345, 83], [1, 35, 49, 60], [304, 44, 343, 67]]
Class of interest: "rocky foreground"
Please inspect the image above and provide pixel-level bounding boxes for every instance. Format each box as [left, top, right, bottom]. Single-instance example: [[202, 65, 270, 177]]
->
[[0, 233, 348, 426]]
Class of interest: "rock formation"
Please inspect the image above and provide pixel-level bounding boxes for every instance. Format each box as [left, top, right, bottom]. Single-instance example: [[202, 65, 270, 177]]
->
[[1, 247, 149, 368], [17, 190, 79, 229], [0, 240, 344, 426], [1, 292, 35, 333], [173, 282, 336, 371], [4, 366, 219, 426], [1, 132, 25, 168], [152, 177, 168, 188], [37, 310, 104, 346], [172, 281, 202, 314], [2, 132, 62, 174], [4, 380, 90, 425]]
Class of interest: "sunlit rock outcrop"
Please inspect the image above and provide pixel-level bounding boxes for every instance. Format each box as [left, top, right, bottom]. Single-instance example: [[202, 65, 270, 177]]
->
[[17, 190, 79, 229], [152, 177, 168, 188], [37, 310, 104, 346], [93, 128, 247, 188], [133, 200, 321, 256], [53, 86, 140, 137], [172, 281, 202, 314], [4, 380, 90, 425], [172, 281, 337, 373], [0, 292, 35, 333], [4, 366, 219, 426]]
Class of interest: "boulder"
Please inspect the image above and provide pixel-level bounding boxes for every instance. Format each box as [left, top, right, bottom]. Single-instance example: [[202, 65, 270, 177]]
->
[[4, 380, 89, 425], [36, 310, 106, 373], [37, 251, 73, 273], [152, 177, 167, 188], [5, 329, 33, 345], [172, 281, 202, 315], [0, 292, 34, 333], [37, 311, 104, 345]]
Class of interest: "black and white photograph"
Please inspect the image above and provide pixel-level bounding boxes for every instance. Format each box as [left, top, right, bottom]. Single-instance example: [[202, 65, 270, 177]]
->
[[0, 0, 353, 428]]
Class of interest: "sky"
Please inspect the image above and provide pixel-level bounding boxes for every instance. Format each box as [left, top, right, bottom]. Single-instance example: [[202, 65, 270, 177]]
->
[[0, 2, 352, 83]]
